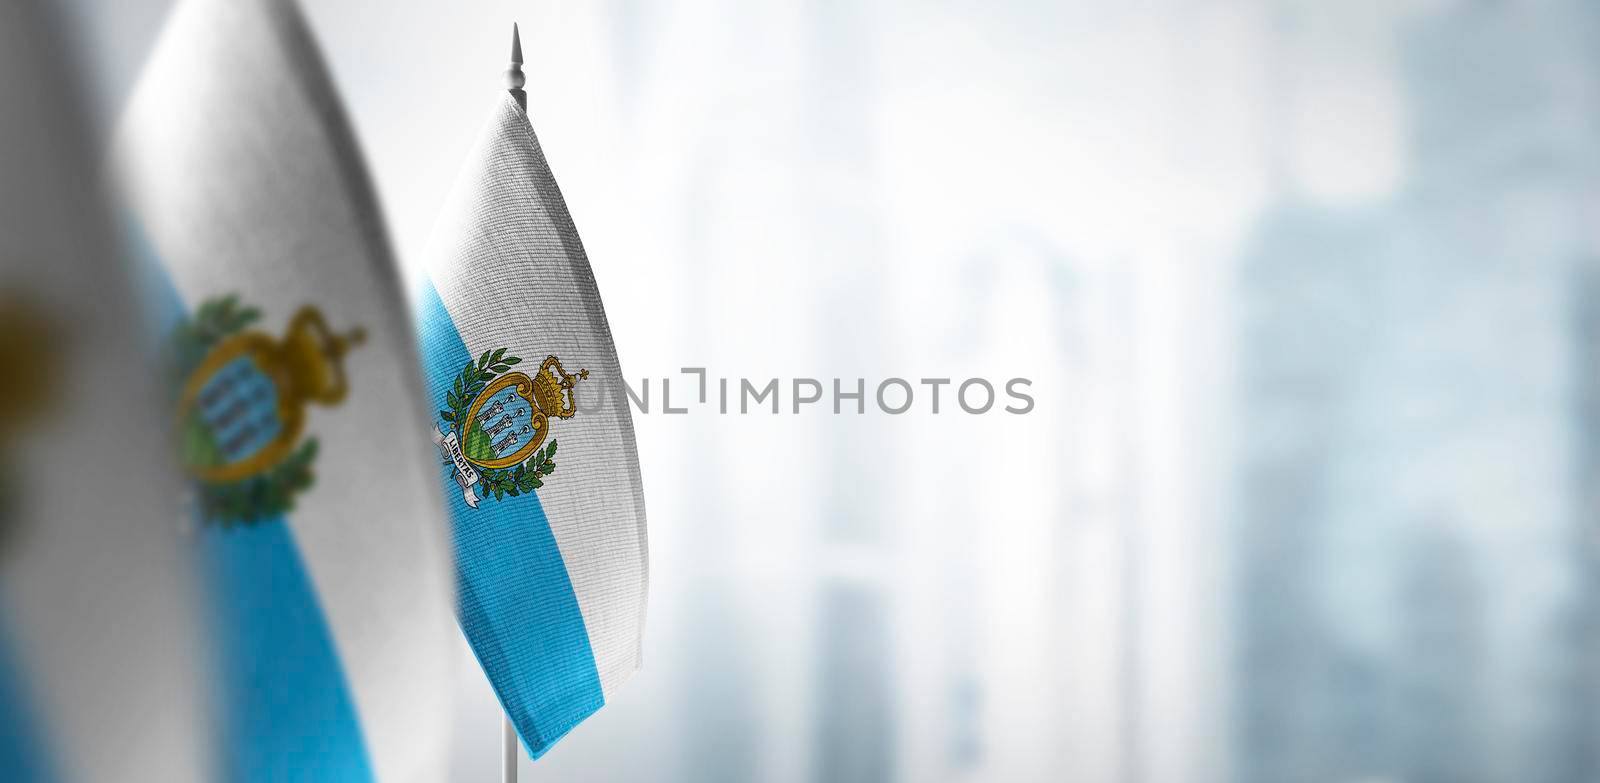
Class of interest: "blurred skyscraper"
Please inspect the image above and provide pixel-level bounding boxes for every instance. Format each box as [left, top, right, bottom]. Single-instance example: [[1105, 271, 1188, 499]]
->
[[1233, 1, 1600, 781], [802, 3, 898, 782]]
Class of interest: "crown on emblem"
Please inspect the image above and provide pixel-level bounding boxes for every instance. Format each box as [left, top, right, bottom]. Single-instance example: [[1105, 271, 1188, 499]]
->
[[531, 355, 586, 419], [279, 307, 365, 405]]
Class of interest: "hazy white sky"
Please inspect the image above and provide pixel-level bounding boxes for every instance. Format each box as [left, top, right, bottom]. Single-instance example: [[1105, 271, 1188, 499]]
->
[[61, 0, 1413, 271]]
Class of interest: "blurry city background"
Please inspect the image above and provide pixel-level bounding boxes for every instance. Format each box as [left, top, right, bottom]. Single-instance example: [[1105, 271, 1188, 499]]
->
[[55, 0, 1600, 780]]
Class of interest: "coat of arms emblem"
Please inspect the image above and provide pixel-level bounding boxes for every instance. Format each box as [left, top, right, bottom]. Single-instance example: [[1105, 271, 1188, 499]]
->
[[434, 350, 586, 508], [170, 296, 362, 525], [0, 296, 61, 548]]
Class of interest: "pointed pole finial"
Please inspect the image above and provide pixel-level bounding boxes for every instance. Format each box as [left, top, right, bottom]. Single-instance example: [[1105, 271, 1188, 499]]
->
[[506, 23, 527, 112]]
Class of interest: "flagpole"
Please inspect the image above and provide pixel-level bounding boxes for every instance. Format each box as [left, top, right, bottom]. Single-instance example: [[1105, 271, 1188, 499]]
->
[[502, 714, 519, 783], [507, 22, 527, 112], [501, 24, 526, 783]]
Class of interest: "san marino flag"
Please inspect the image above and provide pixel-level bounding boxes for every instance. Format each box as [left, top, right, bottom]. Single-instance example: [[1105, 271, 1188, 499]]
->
[[115, 0, 457, 780], [415, 26, 649, 759], [0, 2, 208, 781]]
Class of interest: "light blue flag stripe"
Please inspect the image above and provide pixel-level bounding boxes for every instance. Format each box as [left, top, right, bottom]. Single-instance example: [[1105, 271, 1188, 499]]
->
[[134, 227, 374, 782], [0, 616, 56, 783], [415, 280, 605, 758], [198, 523, 374, 781]]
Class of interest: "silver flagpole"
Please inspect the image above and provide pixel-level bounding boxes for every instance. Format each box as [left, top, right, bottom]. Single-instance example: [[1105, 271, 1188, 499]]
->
[[507, 22, 528, 112], [503, 713, 519, 783], [501, 24, 526, 783]]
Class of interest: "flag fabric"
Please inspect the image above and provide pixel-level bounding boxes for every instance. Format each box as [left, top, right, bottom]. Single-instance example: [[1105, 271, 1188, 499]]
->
[[0, 2, 209, 781], [415, 88, 649, 758], [115, 0, 458, 780]]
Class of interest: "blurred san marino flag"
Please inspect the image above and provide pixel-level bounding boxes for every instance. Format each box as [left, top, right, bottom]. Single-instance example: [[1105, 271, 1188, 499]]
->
[[0, 2, 208, 781], [415, 26, 649, 759], [115, 0, 457, 780]]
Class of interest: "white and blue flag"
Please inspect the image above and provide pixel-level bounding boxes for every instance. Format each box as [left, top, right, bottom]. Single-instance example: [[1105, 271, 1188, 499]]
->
[[115, 0, 458, 780], [415, 41, 649, 759], [0, 2, 208, 781]]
